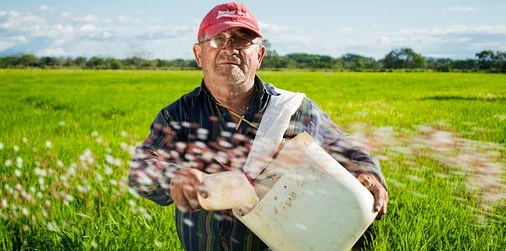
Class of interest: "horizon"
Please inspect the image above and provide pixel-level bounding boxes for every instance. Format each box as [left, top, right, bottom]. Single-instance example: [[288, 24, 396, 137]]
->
[[1, 0, 505, 60]]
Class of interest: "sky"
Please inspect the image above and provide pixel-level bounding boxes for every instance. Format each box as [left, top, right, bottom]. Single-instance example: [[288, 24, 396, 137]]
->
[[1, 0, 505, 60]]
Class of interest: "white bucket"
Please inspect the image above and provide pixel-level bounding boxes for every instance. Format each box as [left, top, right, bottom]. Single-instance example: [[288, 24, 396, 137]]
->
[[233, 132, 378, 251]]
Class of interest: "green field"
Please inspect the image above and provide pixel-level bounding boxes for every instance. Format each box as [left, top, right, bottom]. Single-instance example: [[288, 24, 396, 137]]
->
[[1, 69, 505, 250]]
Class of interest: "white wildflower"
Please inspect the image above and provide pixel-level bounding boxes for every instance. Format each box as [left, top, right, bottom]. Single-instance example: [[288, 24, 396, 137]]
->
[[16, 156, 23, 168], [0, 142, 4, 150], [154, 240, 162, 248], [22, 207, 29, 216], [91, 131, 99, 137], [90, 240, 98, 249], [59, 121, 65, 126], [13, 145, 19, 152], [47, 221, 60, 232], [120, 131, 128, 137], [64, 194, 74, 202], [22, 137, 28, 143], [45, 141, 52, 148], [128, 200, 136, 207], [14, 169, 21, 177], [5, 159, 13, 167], [104, 165, 113, 175], [1, 199, 7, 208]]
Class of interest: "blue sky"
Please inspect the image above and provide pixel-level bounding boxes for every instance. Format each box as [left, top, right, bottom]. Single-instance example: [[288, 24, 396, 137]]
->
[[1, 0, 505, 60]]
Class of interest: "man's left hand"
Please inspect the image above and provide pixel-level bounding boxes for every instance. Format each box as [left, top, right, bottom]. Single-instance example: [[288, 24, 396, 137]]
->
[[356, 173, 388, 218]]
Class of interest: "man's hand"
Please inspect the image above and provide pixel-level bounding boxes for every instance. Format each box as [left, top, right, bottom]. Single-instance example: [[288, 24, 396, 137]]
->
[[356, 173, 388, 218], [169, 168, 206, 211]]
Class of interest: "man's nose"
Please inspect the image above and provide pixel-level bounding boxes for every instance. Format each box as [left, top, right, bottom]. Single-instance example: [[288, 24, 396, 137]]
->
[[222, 40, 238, 55]]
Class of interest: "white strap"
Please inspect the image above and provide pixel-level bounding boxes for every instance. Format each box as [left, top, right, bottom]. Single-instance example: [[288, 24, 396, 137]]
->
[[243, 88, 305, 179]]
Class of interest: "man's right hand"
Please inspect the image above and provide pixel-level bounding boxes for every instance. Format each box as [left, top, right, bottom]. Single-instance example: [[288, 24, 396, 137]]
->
[[169, 168, 206, 211]]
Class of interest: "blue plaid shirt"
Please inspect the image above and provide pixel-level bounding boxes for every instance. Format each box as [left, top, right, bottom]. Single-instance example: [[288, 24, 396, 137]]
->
[[129, 75, 386, 251]]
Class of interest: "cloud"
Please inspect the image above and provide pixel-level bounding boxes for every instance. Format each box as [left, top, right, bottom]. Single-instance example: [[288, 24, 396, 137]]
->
[[79, 24, 96, 32], [117, 16, 142, 23], [0, 35, 27, 51], [443, 6, 477, 13], [40, 47, 65, 56], [39, 5, 53, 12], [363, 25, 506, 58], [259, 22, 294, 33], [0, 11, 46, 32], [338, 27, 357, 33], [72, 14, 99, 23]]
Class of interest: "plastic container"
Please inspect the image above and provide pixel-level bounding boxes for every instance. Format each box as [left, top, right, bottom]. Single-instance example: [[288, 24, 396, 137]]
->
[[233, 132, 378, 251]]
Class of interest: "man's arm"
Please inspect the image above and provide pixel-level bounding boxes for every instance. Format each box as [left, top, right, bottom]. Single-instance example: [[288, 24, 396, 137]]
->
[[128, 110, 179, 206], [128, 108, 208, 211]]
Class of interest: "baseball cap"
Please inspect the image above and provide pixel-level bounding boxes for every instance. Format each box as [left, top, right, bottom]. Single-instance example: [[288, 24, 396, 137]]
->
[[197, 2, 262, 40]]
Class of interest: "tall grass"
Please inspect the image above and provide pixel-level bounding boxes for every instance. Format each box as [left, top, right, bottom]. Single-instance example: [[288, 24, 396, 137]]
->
[[0, 69, 505, 250]]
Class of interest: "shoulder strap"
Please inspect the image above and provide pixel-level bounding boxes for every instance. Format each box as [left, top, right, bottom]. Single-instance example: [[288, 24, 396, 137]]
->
[[243, 88, 305, 179]]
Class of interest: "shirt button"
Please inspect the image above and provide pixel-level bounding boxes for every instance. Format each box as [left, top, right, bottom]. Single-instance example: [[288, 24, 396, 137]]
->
[[219, 236, 224, 241], [222, 113, 227, 116]]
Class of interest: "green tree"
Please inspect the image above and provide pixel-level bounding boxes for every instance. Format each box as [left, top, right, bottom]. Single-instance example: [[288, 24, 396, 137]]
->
[[383, 48, 425, 69], [475, 50, 495, 70], [74, 57, 87, 68], [16, 54, 39, 67]]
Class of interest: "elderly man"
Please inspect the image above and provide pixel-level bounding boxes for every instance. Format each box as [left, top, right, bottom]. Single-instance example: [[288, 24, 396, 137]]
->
[[129, 2, 388, 250]]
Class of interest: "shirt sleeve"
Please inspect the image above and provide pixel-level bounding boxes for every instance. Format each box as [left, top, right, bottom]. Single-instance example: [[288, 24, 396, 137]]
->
[[286, 98, 387, 190], [128, 108, 181, 206]]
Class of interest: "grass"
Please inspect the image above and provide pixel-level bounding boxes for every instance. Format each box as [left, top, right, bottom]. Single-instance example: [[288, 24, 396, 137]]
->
[[0, 69, 505, 250]]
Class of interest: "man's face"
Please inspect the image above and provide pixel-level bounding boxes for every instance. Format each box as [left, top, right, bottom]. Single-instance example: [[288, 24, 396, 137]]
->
[[193, 28, 265, 86]]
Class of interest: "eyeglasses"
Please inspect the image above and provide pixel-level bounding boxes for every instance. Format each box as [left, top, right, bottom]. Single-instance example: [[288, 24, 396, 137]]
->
[[199, 35, 260, 50]]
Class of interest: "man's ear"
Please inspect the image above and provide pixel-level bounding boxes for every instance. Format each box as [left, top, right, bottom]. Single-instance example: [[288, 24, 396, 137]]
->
[[256, 45, 266, 70], [193, 43, 202, 67]]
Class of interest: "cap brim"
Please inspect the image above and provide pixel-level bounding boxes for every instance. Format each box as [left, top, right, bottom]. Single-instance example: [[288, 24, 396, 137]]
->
[[204, 21, 262, 38]]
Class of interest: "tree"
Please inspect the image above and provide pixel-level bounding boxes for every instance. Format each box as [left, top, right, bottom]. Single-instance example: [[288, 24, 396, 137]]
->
[[341, 53, 379, 71], [383, 48, 425, 69], [495, 51, 506, 73], [86, 56, 106, 69], [475, 50, 495, 70], [261, 39, 283, 69], [16, 54, 39, 67], [74, 57, 87, 68]]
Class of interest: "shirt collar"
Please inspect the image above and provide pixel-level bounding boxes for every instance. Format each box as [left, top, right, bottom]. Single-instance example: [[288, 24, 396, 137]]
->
[[193, 75, 280, 99]]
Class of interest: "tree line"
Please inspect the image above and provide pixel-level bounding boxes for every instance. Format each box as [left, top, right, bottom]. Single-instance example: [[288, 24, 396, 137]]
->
[[1, 44, 505, 73]]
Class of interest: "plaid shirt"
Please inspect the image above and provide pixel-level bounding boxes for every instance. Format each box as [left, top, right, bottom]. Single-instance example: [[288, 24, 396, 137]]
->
[[129, 75, 386, 251]]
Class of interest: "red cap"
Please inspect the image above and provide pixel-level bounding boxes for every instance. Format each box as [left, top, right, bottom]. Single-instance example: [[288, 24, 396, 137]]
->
[[197, 2, 262, 40]]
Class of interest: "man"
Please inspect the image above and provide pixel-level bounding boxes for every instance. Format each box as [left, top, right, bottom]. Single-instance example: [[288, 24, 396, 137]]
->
[[129, 2, 388, 250]]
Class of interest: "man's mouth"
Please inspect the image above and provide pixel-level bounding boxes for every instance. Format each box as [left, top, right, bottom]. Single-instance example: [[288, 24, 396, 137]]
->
[[218, 61, 240, 65]]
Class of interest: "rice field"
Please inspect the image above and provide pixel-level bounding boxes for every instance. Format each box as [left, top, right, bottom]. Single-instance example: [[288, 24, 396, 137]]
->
[[0, 69, 505, 250]]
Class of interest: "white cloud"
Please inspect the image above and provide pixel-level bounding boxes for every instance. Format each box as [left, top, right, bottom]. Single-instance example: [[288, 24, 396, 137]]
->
[[338, 27, 357, 33], [0, 11, 46, 32], [80, 24, 97, 32], [60, 12, 71, 18], [117, 16, 142, 23], [55, 24, 74, 34], [443, 6, 477, 13], [73, 15, 98, 23], [259, 22, 294, 33], [39, 5, 53, 12], [0, 36, 27, 51], [40, 48, 65, 56]]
